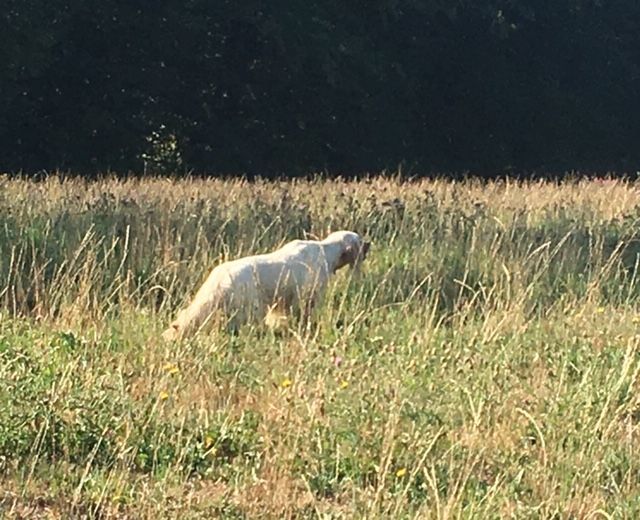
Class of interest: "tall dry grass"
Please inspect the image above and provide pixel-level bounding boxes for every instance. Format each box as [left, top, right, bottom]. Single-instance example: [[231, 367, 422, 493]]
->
[[2, 174, 640, 517]]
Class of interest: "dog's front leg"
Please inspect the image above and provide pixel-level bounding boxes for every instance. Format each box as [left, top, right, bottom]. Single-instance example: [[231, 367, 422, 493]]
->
[[300, 287, 325, 332]]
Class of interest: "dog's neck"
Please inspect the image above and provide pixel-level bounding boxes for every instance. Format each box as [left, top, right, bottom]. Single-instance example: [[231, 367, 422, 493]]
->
[[321, 240, 349, 273]]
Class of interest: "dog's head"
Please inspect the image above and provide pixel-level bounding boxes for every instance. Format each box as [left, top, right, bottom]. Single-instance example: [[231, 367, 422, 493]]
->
[[326, 231, 371, 272]]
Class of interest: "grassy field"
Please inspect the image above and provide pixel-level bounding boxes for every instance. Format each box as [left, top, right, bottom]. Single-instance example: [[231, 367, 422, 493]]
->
[[2, 174, 640, 518]]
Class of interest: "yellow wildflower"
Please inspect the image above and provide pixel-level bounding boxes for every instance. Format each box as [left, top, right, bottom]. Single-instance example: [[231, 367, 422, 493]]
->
[[163, 363, 180, 375], [281, 378, 293, 388], [396, 468, 407, 478], [159, 390, 170, 401], [339, 380, 349, 389]]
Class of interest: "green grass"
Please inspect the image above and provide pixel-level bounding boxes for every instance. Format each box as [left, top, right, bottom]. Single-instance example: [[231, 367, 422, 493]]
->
[[2, 174, 640, 517]]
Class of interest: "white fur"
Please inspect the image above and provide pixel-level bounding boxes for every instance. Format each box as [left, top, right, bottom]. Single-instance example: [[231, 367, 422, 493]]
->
[[162, 230, 369, 339]]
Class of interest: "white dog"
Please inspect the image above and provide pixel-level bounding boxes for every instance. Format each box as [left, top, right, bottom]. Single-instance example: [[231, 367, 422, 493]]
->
[[162, 230, 370, 340]]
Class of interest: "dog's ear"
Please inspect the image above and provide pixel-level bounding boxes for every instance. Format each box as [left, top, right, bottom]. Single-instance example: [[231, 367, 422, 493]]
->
[[335, 244, 356, 271], [336, 240, 370, 271], [337, 246, 351, 269]]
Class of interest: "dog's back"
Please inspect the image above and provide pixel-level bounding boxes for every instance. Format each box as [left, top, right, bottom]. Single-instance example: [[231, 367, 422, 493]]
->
[[223, 239, 331, 305], [163, 231, 366, 340]]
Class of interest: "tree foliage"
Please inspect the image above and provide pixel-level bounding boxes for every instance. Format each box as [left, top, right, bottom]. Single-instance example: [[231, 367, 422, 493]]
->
[[2, 0, 640, 176]]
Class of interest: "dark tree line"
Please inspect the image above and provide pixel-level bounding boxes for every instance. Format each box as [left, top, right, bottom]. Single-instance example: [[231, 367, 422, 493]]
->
[[3, 0, 640, 177]]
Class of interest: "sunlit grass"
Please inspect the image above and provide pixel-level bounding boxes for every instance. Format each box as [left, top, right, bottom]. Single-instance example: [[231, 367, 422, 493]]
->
[[2, 173, 640, 517]]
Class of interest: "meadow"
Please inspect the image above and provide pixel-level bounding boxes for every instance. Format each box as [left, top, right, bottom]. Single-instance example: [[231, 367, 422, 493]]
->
[[2, 174, 640, 518]]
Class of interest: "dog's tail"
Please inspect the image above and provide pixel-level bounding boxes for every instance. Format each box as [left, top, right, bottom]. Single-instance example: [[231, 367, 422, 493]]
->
[[162, 321, 181, 341], [162, 284, 227, 341]]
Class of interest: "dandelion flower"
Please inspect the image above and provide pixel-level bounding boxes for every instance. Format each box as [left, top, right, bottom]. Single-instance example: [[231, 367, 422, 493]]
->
[[159, 390, 170, 400], [396, 468, 407, 478], [281, 378, 293, 388], [340, 380, 349, 389]]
